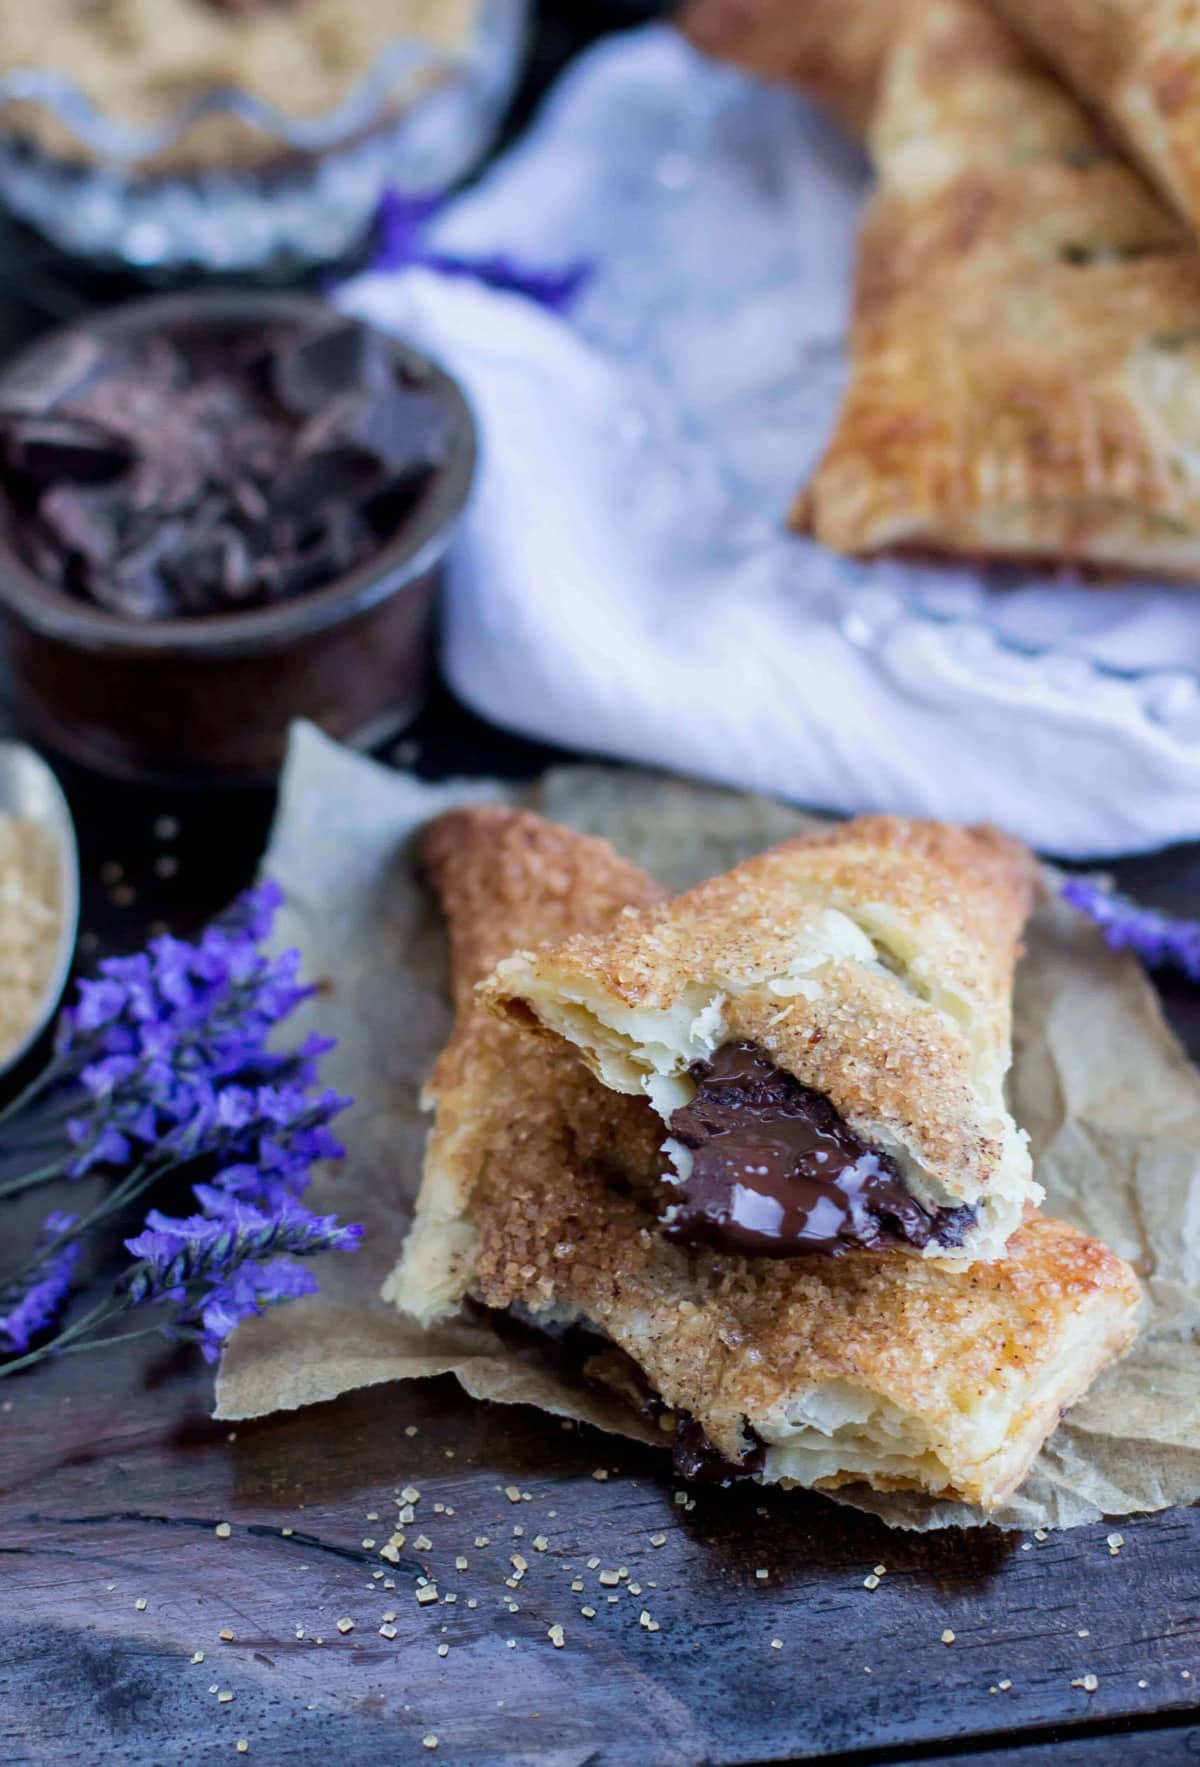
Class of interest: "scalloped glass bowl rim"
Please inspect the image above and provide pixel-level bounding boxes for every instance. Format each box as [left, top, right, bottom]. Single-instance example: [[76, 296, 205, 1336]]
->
[[0, 32, 490, 165]]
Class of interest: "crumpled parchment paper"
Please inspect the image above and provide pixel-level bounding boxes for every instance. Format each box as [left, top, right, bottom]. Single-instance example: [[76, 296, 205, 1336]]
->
[[215, 724, 1200, 1530]]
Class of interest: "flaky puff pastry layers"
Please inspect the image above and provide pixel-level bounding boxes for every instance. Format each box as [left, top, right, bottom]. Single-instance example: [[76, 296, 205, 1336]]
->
[[488, 815, 1041, 1265], [677, 0, 901, 132], [988, 0, 1200, 240], [387, 806, 668, 1327], [794, 0, 1200, 576], [396, 807, 1139, 1510]]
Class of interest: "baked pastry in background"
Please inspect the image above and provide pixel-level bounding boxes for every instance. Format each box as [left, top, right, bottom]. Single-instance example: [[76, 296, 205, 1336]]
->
[[393, 805, 1139, 1510], [795, 0, 1200, 577], [988, 0, 1200, 241], [676, 0, 900, 131], [488, 814, 1042, 1265]]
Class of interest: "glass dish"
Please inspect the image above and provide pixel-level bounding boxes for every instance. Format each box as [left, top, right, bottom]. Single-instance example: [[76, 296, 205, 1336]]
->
[[0, 0, 528, 276]]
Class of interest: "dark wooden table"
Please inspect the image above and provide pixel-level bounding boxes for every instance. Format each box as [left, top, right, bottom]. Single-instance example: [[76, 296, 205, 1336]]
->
[[2, 8, 1200, 1760]]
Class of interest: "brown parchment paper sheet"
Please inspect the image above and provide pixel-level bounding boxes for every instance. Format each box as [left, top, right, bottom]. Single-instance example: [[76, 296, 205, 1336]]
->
[[215, 723, 1200, 1530]]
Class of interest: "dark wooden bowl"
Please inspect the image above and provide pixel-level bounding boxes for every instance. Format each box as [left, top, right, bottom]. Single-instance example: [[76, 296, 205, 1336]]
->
[[0, 290, 477, 783]]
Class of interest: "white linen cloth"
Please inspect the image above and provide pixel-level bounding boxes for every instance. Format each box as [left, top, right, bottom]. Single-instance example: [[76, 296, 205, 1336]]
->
[[342, 25, 1200, 856]]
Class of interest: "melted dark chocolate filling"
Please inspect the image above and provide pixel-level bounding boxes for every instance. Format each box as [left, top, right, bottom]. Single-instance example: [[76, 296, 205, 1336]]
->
[[665, 1042, 975, 1257], [671, 1411, 766, 1484], [586, 1341, 766, 1484], [485, 1308, 764, 1484]]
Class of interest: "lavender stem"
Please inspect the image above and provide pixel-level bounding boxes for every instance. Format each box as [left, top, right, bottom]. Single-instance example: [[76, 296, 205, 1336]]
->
[[0, 1308, 147, 1379]]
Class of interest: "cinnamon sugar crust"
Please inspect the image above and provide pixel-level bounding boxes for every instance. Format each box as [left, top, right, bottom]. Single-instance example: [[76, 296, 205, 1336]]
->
[[474, 1156, 1139, 1509], [385, 807, 668, 1325], [488, 814, 1041, 1262], [795, 0, 1200, 577], [392, 805, 1139, 1511]]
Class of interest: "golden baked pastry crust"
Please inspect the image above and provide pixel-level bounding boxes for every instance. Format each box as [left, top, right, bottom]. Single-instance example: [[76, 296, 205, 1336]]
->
[[796, 0, 1200, 576], [488, 813, 1041, 1262], [677, 0, 901, 130], [476, 1165, 1139, 1509], [988, 0, 1200, 238], [394, 805, 1140, 1511], [386, 806, 668, 1326]]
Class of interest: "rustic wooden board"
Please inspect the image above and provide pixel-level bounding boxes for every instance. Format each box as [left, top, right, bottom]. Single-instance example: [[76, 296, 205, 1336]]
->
[[4, 1343, 1200, 1766]]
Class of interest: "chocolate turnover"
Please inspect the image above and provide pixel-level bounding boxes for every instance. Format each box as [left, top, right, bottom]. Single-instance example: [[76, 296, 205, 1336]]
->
[[0, 318, 452, 621], [666, 1042, 975, 1256]]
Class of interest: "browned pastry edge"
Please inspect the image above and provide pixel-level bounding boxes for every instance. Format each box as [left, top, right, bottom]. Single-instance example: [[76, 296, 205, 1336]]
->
[[987, 0, 1200, 240], [676, 0, 901, 131]]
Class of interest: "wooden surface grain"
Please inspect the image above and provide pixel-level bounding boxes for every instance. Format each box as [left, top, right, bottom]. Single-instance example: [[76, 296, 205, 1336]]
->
[[1, 689, 1199, 1765], [4, 1344, 1200, 1766]]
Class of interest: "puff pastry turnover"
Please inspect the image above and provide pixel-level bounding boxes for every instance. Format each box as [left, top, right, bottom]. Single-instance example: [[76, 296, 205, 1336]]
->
[[395, 806, 1138, 1510], [988, 0, 1200, 239], [795, 0, 1200, 576], [488, 814, 1042, 1265], [677, 0, 901, 131]]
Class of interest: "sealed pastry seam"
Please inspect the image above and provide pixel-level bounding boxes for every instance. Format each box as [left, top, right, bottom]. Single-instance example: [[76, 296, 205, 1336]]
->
[[387, 805, 1140, 1512]]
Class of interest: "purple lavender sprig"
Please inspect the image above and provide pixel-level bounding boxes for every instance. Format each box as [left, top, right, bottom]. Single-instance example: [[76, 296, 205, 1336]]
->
[[0, 881, 359, 1378], [125, 1196, 361, 1363], [0, 1212, 79, 1353], [0, 881, 342, 1204], [370, 189, 592, 315], [0, 1198, 359, 1378], [1061, 876, 1200, 980]]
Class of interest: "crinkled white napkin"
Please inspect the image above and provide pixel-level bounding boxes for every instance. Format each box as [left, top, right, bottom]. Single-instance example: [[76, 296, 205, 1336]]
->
[[341, 25, 1200, 857]]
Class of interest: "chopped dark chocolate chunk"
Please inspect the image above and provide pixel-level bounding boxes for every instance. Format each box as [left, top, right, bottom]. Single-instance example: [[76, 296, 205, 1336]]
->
[[270, 320, 393, 417], [38, 485, 123, 570], [2, 416, 134, 487], [666, 1042, 976, 1257], [344, 390, 452, 477], [0, 332, 105, 417], [0, 315, 450, 620]]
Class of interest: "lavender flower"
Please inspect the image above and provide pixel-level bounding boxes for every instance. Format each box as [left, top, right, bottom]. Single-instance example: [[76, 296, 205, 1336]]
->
[[124, 1197, 361, 1363], [190, 1259, 318, 1363], [52, 882, 335, 1180], [0, 879, 359, 1380], [124, 1196, 361, 1304], [371, 188, 592, 314], [0, 1211, 80, 1353], [1061, 876, 1200, 980]]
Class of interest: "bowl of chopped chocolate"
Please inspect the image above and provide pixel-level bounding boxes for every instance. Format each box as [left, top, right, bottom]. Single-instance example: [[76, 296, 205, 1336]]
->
[[0, 291, 476, 783]]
